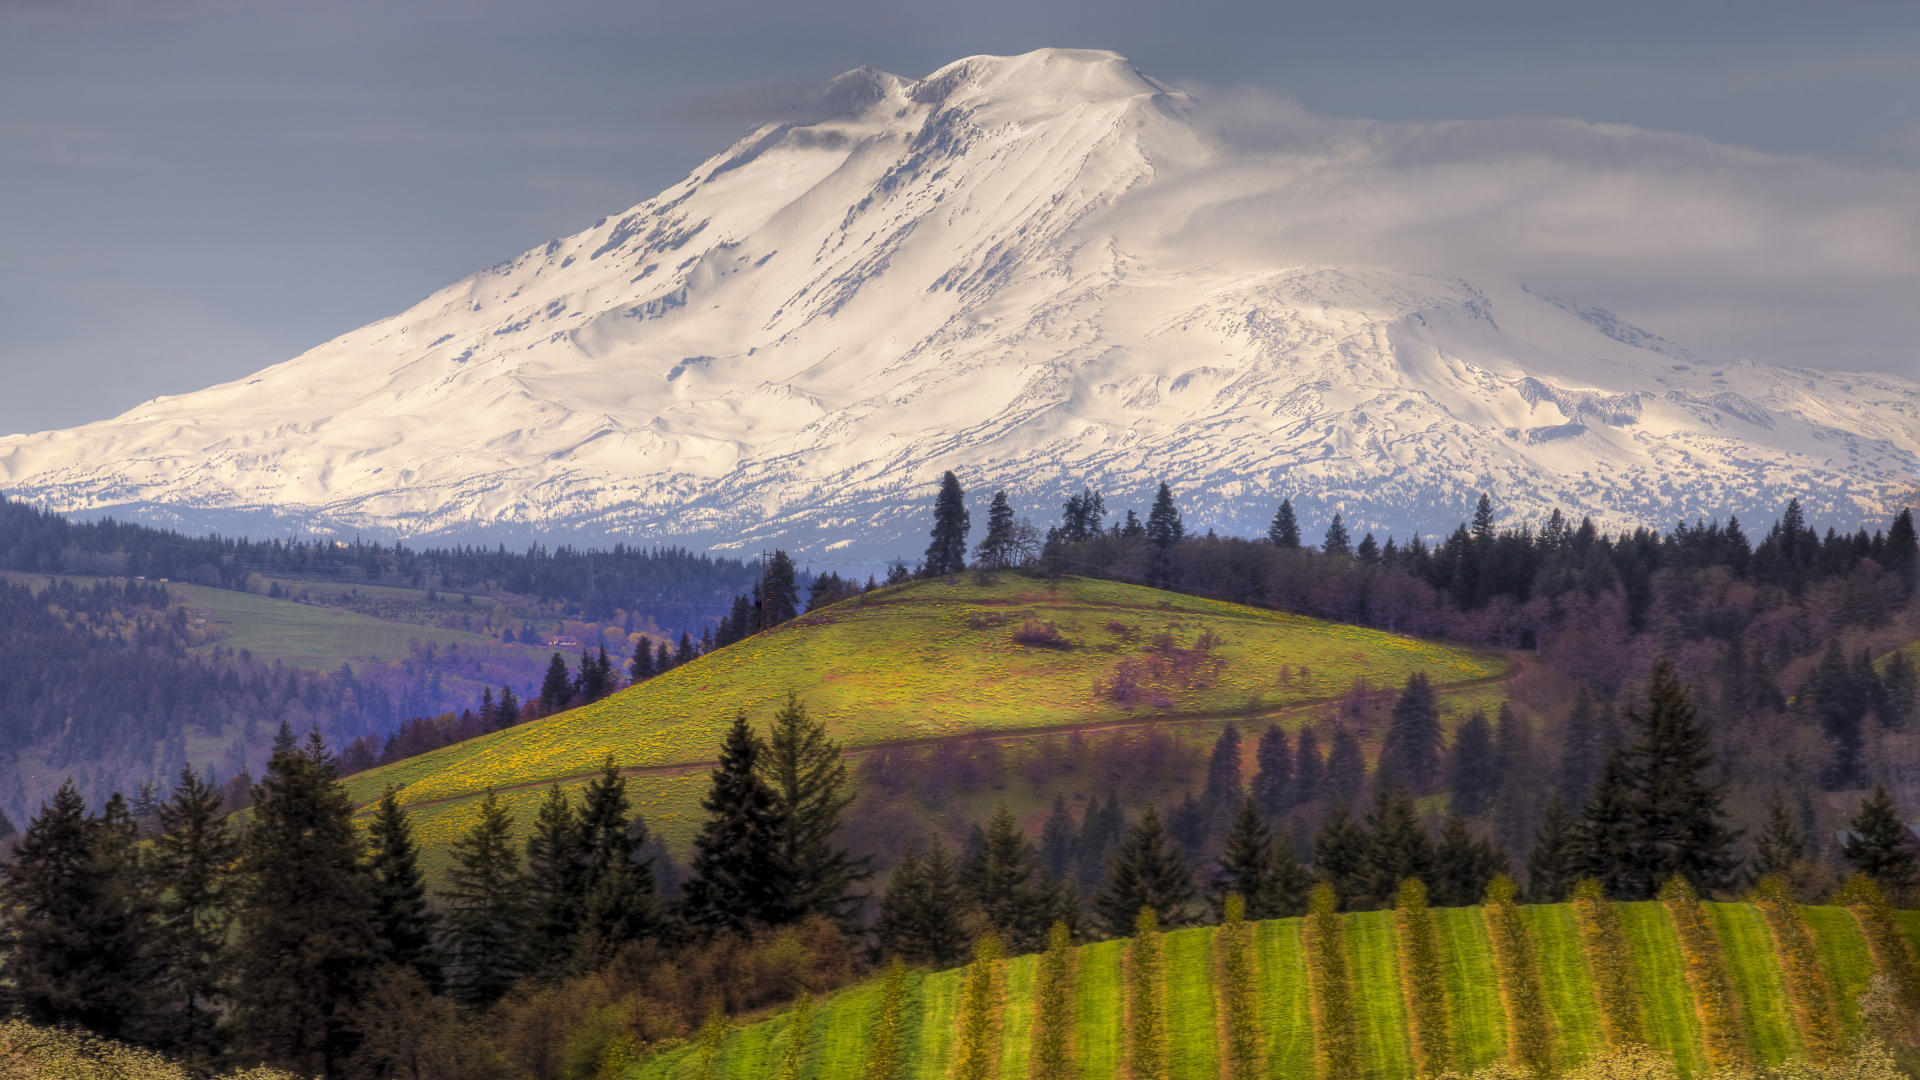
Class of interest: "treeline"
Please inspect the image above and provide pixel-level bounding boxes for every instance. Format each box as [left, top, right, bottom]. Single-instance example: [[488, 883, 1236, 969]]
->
[[0, 493, 758, 629]]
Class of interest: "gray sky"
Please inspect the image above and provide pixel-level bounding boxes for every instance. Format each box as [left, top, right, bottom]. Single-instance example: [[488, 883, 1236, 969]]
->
[[2, 0, 1917, 438]]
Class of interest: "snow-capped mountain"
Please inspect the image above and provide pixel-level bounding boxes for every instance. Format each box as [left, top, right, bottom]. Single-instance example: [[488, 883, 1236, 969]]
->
[[2, 48, 1915, 561]]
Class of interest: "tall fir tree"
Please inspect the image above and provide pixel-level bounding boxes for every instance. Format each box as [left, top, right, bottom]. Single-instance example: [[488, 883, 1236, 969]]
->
[[961, 803, 1054, 953], [539, 652, 573, 712], [923, 471, 971, 577], [1754, 791, 1808, 878], [1431, 814, 1507, 907], [1841, 785, 1920, 899], [1359, 786, 1434, 909], [973, 490, 1018, 570], [1039, 796, 1078, 881], [1618, 659, 1742, 897], [441, 790, 529, 1008], [1201, 723, 1245, 828], [1489, 704, 1545, 859], [1325, 724, 1367, 811], [1292, 727, 1323, 806], [365, 785, 440, 990], [1571, 752, 1639, 897], [151, 767, 235, 1059], [0, 780, 154, 1042], [1096, 806, 1196, 935], [1311, 803, 1369, 909], [762, 549, 800, 628], [762, 693, 868, 926], [1268, 498, 1301, 548], [576, 755, 660, 965], [229, 735, 379, 1077], [1523, 795, 1576, 903], [1322, 513, 1352, 557], [1144, 482, 1184, 584], [1250, 724, 1293, 819], [523, 782, 587, 972], [1446, 710, 1499, 817], [1376, 673, 1443, 794], [1212, 797, 1308, 919], [1555, 685, 1606, 811], [682, 712, 784, 931], [877, 842, 970, 968]]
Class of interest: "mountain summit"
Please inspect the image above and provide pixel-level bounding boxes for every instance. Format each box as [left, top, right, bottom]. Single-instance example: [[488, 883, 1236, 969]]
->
[[3, 48, 1914, 558]]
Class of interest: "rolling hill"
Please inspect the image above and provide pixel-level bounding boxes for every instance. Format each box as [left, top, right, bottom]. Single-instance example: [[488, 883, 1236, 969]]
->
[[344, 574, 1507, 868], [628, 900, 1920, 1079]]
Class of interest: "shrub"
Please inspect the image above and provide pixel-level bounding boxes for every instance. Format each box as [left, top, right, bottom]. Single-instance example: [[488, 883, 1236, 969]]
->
[[1013, 618, 1073, 649], [1657, 875, 1749, 1072], [954, 933, 1005, 1080], [1030, 922, 1076, 1080], [1396, 878, 1454, 1077], [1483, 874, 1554, 1077], [1750, 876, 1840, 1063], [1570, 878, 1643, 1046], [1216, 894, 1263, 1080], [1303, 883, 1360, 1072], [1126, 907, 1170, 1080], [0, 1020, 309, 1080]]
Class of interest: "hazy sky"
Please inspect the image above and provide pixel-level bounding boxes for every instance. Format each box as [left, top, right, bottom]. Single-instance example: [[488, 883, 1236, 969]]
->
[[2, 0, 1917, 438]]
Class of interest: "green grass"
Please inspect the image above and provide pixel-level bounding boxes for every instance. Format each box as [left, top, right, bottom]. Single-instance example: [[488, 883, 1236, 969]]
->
[[631, 902, 1898, 1080], [1437, 907, 1509, 1071], [1708, 903, 1802, 1065], [1804, 905, 1876, 1039], [1165, 927, 1221, 1080], [1345, 909, 1413, 1080], [1255, 917, 1314, 1080], [346, 575, 1505, 869]]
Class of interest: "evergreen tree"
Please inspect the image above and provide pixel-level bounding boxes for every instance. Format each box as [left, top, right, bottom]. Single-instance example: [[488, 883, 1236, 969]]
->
[[1571, 753, 1638, 897], [1144, 483, 1185, 583], [923, 471, 971, 577], [1618, 659, 1743, 897], [1268, 498, 1301, 548], [1446, 710, 1499, 817], [1523, 795, 1576, 903], [1311, 803, 1369, 908], [576, 755, 660, 965], [676, 631, 697, 664], [1376, 672, 1443, 794], [1250, 724, 1292, 819], [1325, 724, 1366, 811], [1489, 704, 1544, 859], [1754, 790, 1808, 878], [1201, 722, 1244, 828], [1292, 727, 1323, 806], [961, 803, 1053, 952], [629, 639, 656, 682], [1322, 513, 1352, 557], [229, 736, 378, 1077], [523, 782, 587, 972], [682, 712, 783, 931], [539, 652, 573, 712], [1428, 815, 1506, 908], [0, 780, 153, 1042], [1096, 806, 1196, 935], [877, 841, 970, 968], [1809, 640, 1868, 788], [1360, 787, 1434, 909], [151, 767, 235, 1058], [1213, 797, 1308, 919], [974, 490, 1018, 570], [1555, 685, 1606, 811], [365, 786, 439, 991], [441, 790, 529, 1008], [496, 685, 520, 727], [1039, 796, 1077, 881], [1841, 785, 1920, 899], [1074, 793, 1125, 895], [763, 694, 868, 925], [762, 550, 800, 627]]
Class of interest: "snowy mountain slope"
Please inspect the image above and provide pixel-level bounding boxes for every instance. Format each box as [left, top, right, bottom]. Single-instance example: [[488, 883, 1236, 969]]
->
[[1, 48, 1915, 561]]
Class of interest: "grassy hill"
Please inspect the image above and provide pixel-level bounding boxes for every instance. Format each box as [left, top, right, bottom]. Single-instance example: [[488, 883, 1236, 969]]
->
[[344, 575, 1507, 868], [628, 901, 1920, 1080]]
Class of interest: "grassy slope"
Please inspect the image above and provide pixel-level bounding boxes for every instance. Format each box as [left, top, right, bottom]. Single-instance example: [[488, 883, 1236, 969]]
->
[[1804, 906, 1876, 1040], [629, 902, 1900, 1080], [346, 575, 1504, 866]]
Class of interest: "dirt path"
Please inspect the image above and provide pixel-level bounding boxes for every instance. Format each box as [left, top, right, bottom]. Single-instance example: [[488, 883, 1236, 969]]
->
[[368, 656, 1526, 814]]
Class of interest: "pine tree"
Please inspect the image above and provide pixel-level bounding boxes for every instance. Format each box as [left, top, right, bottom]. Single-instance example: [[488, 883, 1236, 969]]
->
[[1842, 785, 1920, 899], [151, 767, 235, 1058], [923, 471, 971, 577], [1096, 806, 1196, 935], [1268, 499, 1301, 548], [1322, 513, 1352, 557], [677, 631, 697, 664], [0, 780, 154, 1041], [1250, 724, 1292, 819], [1431, 815, 1507, 907], [1555, 685, 1606, 810], [1489, 704, 1544, 859], [763, 694, 868, 925], [1619, 659, 1743, 897], [1446, 710, 1499, 817], [523, 782, 586, 973], [1144, 483, 1185, 584], [1312, 803, 1369, 909], [1754, 791, 1808, 878], [1293, 727, 1323, 805], [762, 550, 800, 627], [1074, 794, 1124, 895], [540, 652, 573, 712], [1325, 724, 1366, 811], [629, 639, 655, 682], [442, 790, 529, 1008], [973, 490, 1017, 570], [1039, 796, 1077, 880], [1376, 673, 1443, 794], [1213, 797, 1305, 919], [1201, 722, 1244, 829], [229, 736, 378, 1077], [1360, 787, 1434, 909], [366, 786, 439, 990], [1572, 752, 1638, 897], [877, 841, 970, 968], [1523, 795, 1576, 903], [682, 711, 783, 931], [577, 755, 660, 964], [497, 685, 520, 727], [962, 803, 1053, 952]]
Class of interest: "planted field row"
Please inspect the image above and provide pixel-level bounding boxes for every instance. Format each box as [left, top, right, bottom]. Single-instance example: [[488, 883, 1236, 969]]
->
[[627, 901, 1919, 1080]]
